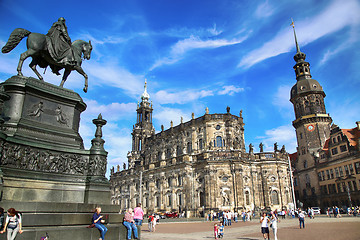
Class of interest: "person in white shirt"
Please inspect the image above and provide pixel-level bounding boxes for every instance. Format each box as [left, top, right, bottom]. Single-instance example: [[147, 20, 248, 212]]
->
[[260, 212, 270, 240], [270, 213, 278, 240], [298, 210, 305, 229]]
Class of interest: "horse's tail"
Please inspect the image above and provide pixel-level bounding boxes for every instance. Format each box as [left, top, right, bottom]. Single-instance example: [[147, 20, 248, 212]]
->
[[1, 28, 31, 53]]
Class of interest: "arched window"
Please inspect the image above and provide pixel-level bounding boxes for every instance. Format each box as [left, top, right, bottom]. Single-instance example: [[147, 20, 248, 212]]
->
[[245, 191, 250, 205], [271, 190, 279, 205], [216, 136, 223, 147], [187, 142, 192, 153]]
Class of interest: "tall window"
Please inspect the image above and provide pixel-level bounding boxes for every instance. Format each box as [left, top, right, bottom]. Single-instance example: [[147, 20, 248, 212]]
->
[[178, 193, 182, 206], [168, 178, 172, 187], [271, 190, 279, 205], [177, 145, 182, 156], [216, 136, 223, 147], [199, 139, 203, 150], [245, 191, 250, 205], [344, 165, 349, 175], [178, 176, 182, 186], [168, 194, 172, 207], [156, 196, 160, 207], [187, 142, 192, 154], [349, 164, 354, 175], [355, 162, 360, 174], [156, 180, 161, 189], [200, 192, 205, 207], [339, 167, 344, 177], [330, 169, 334, 179], [335, 168, 339, 178]]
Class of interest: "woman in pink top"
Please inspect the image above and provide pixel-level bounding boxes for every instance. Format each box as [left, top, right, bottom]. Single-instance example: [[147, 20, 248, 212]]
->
[[133, 203, 144, 226]]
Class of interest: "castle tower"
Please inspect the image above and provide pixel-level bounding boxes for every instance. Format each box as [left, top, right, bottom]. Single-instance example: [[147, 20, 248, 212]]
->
[[289, 22, 332, 207], [129, 80, 154, 167]]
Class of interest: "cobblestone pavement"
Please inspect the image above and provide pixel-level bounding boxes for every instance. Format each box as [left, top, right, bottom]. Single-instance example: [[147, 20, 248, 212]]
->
[[140, 216, 360, 240]]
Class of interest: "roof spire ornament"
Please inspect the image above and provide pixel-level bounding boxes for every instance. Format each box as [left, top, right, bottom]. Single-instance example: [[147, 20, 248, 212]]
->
[[291, 19, 306, 63], [141, 78, 150, 102]]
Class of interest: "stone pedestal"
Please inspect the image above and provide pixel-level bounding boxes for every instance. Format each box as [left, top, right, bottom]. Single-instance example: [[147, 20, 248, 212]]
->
[[0, 76, 119, 239]]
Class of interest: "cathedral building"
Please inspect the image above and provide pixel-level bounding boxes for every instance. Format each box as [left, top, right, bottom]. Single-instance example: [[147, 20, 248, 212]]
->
[[289, 25, 360, 209], [110, 82, 294, 216]]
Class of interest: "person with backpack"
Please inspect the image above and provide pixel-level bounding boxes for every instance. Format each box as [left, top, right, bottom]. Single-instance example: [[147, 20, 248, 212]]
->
[[0, 208, 23, 240], [148, 214, 154, 232]]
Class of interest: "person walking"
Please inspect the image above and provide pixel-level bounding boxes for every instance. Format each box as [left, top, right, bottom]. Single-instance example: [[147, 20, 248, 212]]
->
[[92, 207, 108, 240], [260, 212, 270, 240], [123, 208, 139, 240], [0, 208, 23, 240], [148, 214, 154, 232], [213, 223, 219, 240], [133, 203, 144, 226], [152, 213, 157, 232], [218, 222, 224, 238], [298, 210, 305, 229], [270, 213, 278, 240]]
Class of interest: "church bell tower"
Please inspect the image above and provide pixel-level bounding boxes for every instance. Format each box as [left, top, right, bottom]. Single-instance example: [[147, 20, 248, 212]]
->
[[129, 80, 154, 167], [289, 22, 332, 207]]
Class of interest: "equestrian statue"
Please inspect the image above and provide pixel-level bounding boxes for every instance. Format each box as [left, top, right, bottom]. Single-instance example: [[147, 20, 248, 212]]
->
[[1, 17, 92, 93]]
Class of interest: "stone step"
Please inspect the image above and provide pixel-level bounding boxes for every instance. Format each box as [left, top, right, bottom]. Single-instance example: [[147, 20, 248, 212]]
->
[[0, 224, 141, 240]]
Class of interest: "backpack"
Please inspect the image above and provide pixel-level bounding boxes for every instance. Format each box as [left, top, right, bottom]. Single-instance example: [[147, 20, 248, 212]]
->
[[7, 214, 20, 229]]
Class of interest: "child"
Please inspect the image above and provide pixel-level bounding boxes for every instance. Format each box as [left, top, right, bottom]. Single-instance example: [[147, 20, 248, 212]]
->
[[218, 222, 224, 238], [213, 223, 219, 239]]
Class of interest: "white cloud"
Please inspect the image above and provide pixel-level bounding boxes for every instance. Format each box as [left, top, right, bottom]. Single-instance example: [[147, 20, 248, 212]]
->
[[153, 88, 214, 104], [256, 125, 297, 153], [82, 99, 136, 121], [153, 106, 190, 130], [255, 0, 275, 19], [151, 34, 247, 70], [239, 0, 360, 68], [86, 61, 144, 97], [319, 26, 359, 65], [218, 85, 245, 96]]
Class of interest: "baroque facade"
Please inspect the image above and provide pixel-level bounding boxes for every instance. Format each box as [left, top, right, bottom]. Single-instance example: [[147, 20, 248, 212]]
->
[[110, 82, 294, 216], [289, 26, 360, 209]]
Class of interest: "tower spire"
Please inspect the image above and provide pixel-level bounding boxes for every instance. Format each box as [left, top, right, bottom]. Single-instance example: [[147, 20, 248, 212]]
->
[[141, 78, 150, 102], [291, 19, 301, 53], [291, 19, 307, 66]]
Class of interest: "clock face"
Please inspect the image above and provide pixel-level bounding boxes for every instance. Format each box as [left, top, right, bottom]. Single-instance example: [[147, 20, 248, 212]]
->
[[215, 125, 221, 130], [306, 124, 315, 132], [270, 176, 276, 182]]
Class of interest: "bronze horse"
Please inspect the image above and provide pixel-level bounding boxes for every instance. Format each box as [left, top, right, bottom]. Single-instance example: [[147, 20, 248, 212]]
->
[[2, 28, 92, 93]]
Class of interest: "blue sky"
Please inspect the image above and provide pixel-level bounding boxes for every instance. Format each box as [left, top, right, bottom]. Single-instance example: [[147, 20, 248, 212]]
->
[[0, 0, 359, 178]]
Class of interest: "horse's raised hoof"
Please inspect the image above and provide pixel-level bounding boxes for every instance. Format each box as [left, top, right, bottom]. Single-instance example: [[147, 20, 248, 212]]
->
[[17, 72, 23, 76], [83, 86, 88, 93]]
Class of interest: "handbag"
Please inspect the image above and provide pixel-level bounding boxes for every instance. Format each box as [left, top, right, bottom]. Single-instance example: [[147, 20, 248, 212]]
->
[[87, 223, 95, 228]]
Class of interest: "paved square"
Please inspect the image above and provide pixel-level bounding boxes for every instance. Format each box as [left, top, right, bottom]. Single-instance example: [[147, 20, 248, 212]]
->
[[140, 217, 360, 240]]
